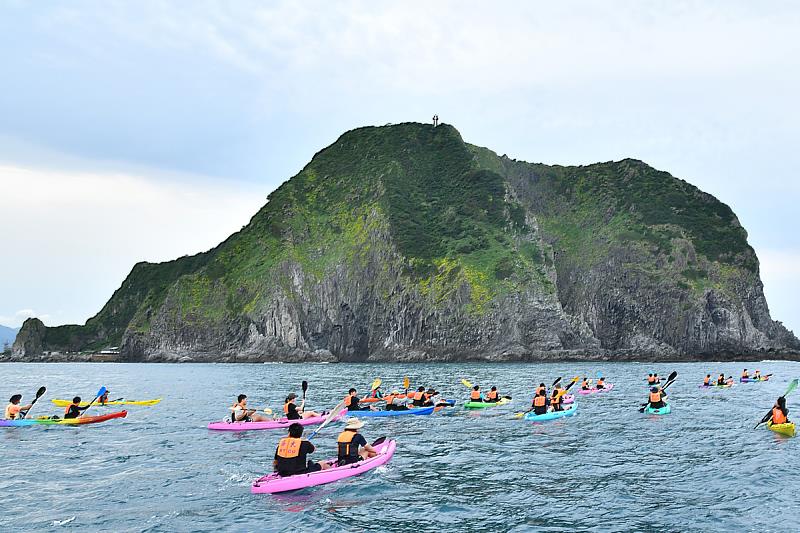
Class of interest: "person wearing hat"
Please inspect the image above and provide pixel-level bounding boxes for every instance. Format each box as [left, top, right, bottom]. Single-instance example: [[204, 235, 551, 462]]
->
[[284, 393, 322, 420], [4, 394, 33, 420], [383, 390, 409, 411], [274, 423, 331, 477], [337, 417, 377, 465], [647, 386, 667, 409]]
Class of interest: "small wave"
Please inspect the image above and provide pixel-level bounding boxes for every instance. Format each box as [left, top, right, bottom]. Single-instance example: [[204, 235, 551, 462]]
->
[[53, 517, 76, 526]]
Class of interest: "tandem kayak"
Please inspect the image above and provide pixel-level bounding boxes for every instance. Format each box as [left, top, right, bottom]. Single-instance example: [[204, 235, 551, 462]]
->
[[645, 404, 671, 415], [0, 411, 127, 427], [767, 421, 796, 437], [207, 410, 347, 432], [464, 398, 511, 409], [699, 383, 733, 389], [251, 439, 397, 494], [51, 398, 161, 407], [578, 384, 614, 395], [524, 403, 578, 422], [740, 377, 770, 383], [359, 406, 434, 417]]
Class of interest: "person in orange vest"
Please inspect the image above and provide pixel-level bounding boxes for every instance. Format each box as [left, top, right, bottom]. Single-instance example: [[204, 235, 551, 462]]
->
[[337, 417, 377, 465], [771, 396, 790, 425], [231, 394, 271, 422], [485, 386, 500, 403], [716, 373, 727, 386], [4, 394, 33, 420], [550, 385, 564, 412], [63, 396, 92, 419], [581, 378, 592, 391], [647, 387, 666, 409], [596, 377, 606, 390], [411, 387, 428, 407], [383, 390, 409, 411], [273, 423, 330, 477], [535, 383, 546, 395], [283, 393, 322, 420], [646, 374, 655, 385], [469, 385, 483, 403], [702, 375, 711, 387], [754, 370, 762, 380], [531, 389, 549, 415], [344, 388, 373, 412], [741, 369, 750, 380]]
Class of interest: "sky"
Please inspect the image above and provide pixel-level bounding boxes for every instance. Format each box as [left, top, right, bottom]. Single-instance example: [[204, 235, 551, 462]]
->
[[1, 1, 799, 334]]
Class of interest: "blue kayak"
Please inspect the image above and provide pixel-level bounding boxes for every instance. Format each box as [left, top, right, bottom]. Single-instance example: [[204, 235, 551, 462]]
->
[[645, 404, 671, 415], [358, 406, 435, 417], [524, 403, 577, 422]]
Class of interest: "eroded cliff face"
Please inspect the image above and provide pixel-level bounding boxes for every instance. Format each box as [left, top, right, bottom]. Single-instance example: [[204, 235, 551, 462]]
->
[[11, 122, 799, 362]]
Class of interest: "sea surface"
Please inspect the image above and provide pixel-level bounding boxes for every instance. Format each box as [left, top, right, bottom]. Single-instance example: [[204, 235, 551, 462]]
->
[[1, 361, 798, 532]]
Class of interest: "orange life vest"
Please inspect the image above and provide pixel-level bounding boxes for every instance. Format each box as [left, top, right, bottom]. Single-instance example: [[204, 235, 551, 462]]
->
[[647, 376, 655, 384], [773, 407, 788, 425], [283, 402, 291, 415], [276, 437, 302, 459], [703, 377, 710, 385], [413, 391, 424, 401], [470, 390, 481, 401], [649, 391, 662, 403], [597, 379, 604, 387], [486, 390, 498, 400], [533, 395, 546, 407], [581, 380, 589, 389], [4, 404, 20, 420], [384, 394, 395, 405], [551, 390, 561, 405], [337, 430, 359, 461], [64, 403, 78, 416], [742, 372, 748, 378]]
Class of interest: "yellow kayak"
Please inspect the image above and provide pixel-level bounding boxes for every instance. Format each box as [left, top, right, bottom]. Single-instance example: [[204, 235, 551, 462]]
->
[[767, 421, 796, 437], [51, 398, 162, 407]]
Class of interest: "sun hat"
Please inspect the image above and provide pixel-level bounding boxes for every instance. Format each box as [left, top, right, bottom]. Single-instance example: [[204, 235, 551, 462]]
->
[[344, 417, 365, 430]]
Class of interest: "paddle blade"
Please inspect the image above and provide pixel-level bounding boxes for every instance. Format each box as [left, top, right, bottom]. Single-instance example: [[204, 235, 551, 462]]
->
[[302, 381, 308, 393], [371, 378, 381, 391], [513, 412, 525, 419], [552, 377, 562, 387], [403, 376, 410, 390], [667, 371, 678, 382], [461, 379, 473, 389], [96, 387, 107, 398], [35, 386, 47, 399], [784, 378, 799, 397], [308, 400, 346, 440]]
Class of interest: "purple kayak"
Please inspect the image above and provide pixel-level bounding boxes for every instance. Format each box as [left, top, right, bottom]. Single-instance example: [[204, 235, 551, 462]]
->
[[251, 439, 397, 494], [207, 409, 347, 432], [578, 384, 614, 395]]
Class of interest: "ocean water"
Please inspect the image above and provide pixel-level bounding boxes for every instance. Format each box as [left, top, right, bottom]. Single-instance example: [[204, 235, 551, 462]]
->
[[1, 361, 798, 532]]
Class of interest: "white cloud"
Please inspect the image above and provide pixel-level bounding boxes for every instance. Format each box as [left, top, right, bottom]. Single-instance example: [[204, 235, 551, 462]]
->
[[757, 248, 800, 334], [0, 163, 267, 327]]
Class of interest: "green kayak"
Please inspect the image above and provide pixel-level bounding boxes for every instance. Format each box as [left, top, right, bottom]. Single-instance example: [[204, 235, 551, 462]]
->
[[464, 397, 511, 409], [645, 403, 671, 415]]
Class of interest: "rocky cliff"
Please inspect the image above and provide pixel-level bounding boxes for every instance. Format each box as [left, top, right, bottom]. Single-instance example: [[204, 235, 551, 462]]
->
[[10, 123, 799, 362]]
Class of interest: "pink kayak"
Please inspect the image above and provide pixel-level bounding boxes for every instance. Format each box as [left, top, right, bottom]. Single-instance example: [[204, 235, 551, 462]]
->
[[207, 410, 347, 432], [562, 394, 575, 405], [578, 384, 615, 395], [251, 439, 397, 494]]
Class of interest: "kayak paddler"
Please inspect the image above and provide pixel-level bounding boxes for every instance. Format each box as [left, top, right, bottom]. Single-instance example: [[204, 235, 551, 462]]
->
[[754, 370, 762, 380], [536, 383, 546, 395], [411, 387, 427, 406], [231, 394, 270, 422], [425, 388, 440, 407], [653, 373, 661, 384], [64, 396, 92, 419], [550, 385, 564, 412], [337, 417, 377, 465], [770, 396, 791, 425], [284, 393, 321, 420], [581, 378, 592, 391], [703, 375, 711, 386], [4, 394, 33, 420], [98, 390, 110, 405], [596, 377, 606, 390], [531, 389, 549, 415], [647, 387, 667, 409], [383, 390, 409, 411], [344, 389, 373, 412], [485, 386, 500, 403], [647, 374, 655, 385], [717, 373, 726, 386], [469, 385, 483, 403], [742, 369, 749, 380], [274, 423, 330, 477]]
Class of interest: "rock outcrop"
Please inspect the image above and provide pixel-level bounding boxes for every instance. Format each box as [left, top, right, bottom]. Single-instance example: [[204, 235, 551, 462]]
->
[[12, 122, 799, 362]]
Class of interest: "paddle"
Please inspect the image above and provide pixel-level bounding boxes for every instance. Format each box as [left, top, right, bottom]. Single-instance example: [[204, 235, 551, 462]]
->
[[228, 406, 273, 415], [81, 387, 107, 417], [639, 371, 677, 412], [461, 379, 473, 389], [370, 378, 382, 399], [307, 400, 346, 440], [18, 386, 46, 420], [552, 377, 562, 387], [403, 376, 410, 396], [110, 398, 125, 403], [302, 380, 308, 402], [755, 378, 798, 429]]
